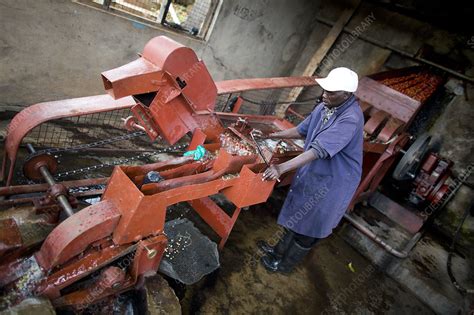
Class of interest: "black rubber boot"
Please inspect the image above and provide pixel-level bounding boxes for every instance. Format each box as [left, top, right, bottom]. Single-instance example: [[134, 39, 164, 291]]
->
[[256, 229, 294, 258], [260, 240, 311, 274]]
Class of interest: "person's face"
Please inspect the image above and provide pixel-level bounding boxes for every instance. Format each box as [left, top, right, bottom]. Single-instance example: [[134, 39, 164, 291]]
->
[[322, 90, 350, 107]]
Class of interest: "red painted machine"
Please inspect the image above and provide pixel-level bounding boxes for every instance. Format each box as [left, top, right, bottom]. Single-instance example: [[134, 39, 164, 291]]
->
[[0, 36, 314, 311], [0, 36, 446, 311]]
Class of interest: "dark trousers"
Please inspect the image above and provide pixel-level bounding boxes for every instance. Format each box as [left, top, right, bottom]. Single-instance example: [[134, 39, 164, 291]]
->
[[288, 228, 320, 248]]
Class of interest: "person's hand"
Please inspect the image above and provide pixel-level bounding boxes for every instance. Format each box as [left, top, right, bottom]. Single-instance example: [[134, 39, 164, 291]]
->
[[268, 132, 282, 139], [262, 165, 282, 181]]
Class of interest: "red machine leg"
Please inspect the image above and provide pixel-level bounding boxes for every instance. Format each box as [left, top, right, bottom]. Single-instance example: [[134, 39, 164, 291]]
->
[[188, 197, 241, 249]]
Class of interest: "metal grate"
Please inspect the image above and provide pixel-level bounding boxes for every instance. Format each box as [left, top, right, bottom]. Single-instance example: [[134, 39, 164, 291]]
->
[[166, 0, 211, 36], [84, 0, 217, 38], [240, 88, 290, 115], [215, 85, 321, 118], [214, 93, 234, 112], [23, 108, 140, 149], [13, 108, 182, 184]]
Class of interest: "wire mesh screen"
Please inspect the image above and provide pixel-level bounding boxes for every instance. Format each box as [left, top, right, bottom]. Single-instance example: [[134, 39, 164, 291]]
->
[[164, 0, 212, 36], [13, 108, 178, 184], [240, 88, 291, 115], [22, 108, 155, 150], [215, 85, 322, 118], [84, 0, 216, 38], [215, 94, 233, 112]]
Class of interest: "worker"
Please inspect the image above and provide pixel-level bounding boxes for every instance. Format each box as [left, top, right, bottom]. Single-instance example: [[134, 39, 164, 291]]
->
[[259, 67, 364, 274]]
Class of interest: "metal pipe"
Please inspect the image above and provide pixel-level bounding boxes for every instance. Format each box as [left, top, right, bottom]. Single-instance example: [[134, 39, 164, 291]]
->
[[343, 213, 422, 258], [0, 178, 108, 196], [0, 188, 105, 207], [26, 144, 75, 217]]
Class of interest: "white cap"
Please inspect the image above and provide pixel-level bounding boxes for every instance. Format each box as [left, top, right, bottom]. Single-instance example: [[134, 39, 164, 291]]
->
[[315, 67, 359, 92]]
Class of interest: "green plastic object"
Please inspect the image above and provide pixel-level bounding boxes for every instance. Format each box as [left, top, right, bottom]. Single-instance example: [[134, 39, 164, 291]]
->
[[183, 145, 206, 160]]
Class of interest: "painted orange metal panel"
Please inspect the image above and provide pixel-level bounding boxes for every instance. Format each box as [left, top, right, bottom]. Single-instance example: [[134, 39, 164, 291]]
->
[[223, 164, 275, 208], [35, 200, 121, 270]]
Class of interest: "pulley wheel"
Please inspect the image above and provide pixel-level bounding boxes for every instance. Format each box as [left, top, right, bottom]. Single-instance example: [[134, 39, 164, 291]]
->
[[23, 153, 58, 180], [392, 134, 431, 181]]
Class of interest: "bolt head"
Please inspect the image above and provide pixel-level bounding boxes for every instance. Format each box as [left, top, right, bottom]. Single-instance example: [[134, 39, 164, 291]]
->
[[112, 282, 121, 289], [147, 249, 157, 259]]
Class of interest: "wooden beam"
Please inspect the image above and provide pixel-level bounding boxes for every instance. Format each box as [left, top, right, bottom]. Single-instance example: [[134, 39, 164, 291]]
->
[[275, 2, 360, 118]]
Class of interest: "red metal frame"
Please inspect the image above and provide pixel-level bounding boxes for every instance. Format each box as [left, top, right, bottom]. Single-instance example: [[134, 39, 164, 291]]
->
[[346, 77, 425, 208], [1, 95, 136, 186], [24, 152, 274, 308]]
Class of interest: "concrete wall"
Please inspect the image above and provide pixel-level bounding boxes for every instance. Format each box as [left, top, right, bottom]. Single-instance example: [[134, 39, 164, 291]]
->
[[0, 0, 319, 107], [304, 1, 474, 77]]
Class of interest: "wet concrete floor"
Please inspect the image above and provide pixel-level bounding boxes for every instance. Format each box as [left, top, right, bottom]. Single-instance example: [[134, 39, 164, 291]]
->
[[178, 198, 434, 315]]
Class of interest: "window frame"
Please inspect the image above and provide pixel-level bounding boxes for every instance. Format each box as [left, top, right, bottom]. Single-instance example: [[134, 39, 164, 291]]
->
[[73, 0, 222, 41]]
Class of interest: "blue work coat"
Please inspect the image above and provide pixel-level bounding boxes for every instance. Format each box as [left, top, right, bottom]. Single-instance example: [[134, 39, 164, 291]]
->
[[277, 95, 364, 238]]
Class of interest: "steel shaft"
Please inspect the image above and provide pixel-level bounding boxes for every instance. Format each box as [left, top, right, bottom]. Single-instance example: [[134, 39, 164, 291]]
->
[[26, 144, 74, 217]]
